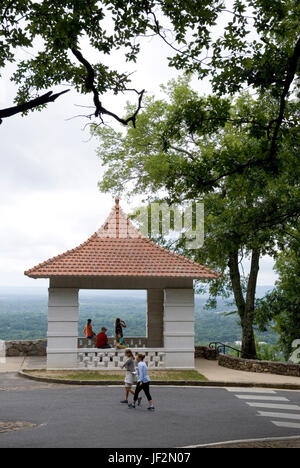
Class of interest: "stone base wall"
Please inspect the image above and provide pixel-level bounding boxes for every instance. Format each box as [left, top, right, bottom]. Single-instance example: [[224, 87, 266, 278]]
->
[[195, 346, 219, 360], [219, 354, 300, 377], [4, 341, 219, 361], [5, 340, 47, 357]]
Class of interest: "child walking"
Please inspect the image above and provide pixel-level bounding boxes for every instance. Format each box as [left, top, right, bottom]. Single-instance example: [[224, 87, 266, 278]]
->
[[128, 353, 155, 411], [120, 349, 141, 405]]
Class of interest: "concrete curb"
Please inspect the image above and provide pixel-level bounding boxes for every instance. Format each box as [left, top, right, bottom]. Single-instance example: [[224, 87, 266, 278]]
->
[[18, 370, 300, 390]]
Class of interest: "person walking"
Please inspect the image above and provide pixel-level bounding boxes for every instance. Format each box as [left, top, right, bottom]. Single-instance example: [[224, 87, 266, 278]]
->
[[120, 349, 141, 405], [128, 353, 155, 411]]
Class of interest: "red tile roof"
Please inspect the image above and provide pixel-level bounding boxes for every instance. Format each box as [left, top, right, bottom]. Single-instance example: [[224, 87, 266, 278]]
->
[[25, 199, 220, 280]]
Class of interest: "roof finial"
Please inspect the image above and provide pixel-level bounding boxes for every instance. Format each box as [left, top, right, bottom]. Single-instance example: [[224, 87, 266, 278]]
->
[[115, 196, 120, 207]]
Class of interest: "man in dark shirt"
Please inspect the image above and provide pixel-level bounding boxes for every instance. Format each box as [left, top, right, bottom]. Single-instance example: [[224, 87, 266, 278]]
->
[[96, 327, 111, 349]]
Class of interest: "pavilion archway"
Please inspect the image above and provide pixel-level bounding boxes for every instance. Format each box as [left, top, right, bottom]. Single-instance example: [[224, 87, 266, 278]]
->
[[25, 198, 219, 369]]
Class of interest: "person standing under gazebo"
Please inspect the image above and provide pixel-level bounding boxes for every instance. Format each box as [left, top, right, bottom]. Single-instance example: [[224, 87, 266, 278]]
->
[[84, 319, 96, 340], [115, 318, 126, 344]]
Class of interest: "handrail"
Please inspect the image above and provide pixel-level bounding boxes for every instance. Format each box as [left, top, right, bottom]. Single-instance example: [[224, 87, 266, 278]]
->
[[209, 341, 259, 360], [78, 336, 147, 349]]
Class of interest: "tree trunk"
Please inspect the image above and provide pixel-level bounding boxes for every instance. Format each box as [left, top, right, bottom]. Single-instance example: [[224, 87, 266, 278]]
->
[[241, 314, 257, 358], [242, 248, 260, 358], [228, 248, 260, 359]]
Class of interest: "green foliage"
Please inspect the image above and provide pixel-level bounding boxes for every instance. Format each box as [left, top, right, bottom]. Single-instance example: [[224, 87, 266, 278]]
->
[[0, 292, 278, 347], [93, 77, 300, 357], [256, 243, 300, 360], [159, 0, 300, 97], [214, 335, 283, 361], [0, 0, 154, 116], [0, 295, 48, 340], [79, 294, 147, 337], [1, 1, 299, 127], [95, 76, 300, 263], [255, 337, 283, 361]]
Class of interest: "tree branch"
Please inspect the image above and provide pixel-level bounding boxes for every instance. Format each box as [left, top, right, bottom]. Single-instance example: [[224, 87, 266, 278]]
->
[[71, 48, 144, 128], [268, 36, 300, 162], [0, 0, 16, 24], [168, 144, 196, 159], [228, 250, 246, 318], [0, 89, 70, 124], [150, 12, 209, 66], [246, 248, 260, 316], [189, 156, 268, 189]]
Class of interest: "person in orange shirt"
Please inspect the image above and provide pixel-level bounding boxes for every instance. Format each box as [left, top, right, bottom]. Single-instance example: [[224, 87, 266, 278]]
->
[[84, 319, 96, 340]]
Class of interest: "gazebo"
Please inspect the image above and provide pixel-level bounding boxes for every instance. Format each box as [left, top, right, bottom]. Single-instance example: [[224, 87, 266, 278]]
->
[[25, 198, 219, 370]]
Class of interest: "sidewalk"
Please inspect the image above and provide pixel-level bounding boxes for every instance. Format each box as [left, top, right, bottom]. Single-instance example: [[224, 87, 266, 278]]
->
[[195, 358, 300, 387], [0, 356, 46, 372], [1, 357, 300, 388]]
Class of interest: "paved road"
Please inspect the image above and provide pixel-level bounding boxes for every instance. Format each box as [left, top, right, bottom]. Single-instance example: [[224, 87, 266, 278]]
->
[[0, 373, 300, 448]]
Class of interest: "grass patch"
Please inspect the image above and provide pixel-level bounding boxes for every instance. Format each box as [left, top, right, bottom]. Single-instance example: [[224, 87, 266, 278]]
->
[[26, 369, 207, 381], [151, 370, 207, 381]]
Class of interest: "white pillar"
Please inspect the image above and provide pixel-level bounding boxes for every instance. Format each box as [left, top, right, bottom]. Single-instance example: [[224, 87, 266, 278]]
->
[[147, 289, 164, 347], [47, 288, 79, 369], [163, 289, 195, 369]]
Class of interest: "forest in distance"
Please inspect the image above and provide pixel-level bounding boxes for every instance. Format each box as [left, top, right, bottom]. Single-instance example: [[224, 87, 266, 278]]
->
[[0, 287, 277, 346]]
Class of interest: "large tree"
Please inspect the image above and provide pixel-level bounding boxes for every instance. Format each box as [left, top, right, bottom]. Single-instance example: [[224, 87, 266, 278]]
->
[[93, 78, 300, 358], [0, 0, 151, 125], [1, 0, 299, 142], [151, 0, 300, 169]]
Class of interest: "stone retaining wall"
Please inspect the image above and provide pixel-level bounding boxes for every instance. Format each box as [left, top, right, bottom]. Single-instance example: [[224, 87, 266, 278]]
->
[[219, 353, 300, 377], [5, 340, 47, 357], [4, 340, 218, 361], [195, 345, 219, 360]]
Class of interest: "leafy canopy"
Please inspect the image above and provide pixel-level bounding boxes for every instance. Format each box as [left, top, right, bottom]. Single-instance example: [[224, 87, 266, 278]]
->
[[255, 232, 300, 359], [255, 255, 300, 359], [0, 0, 155, 123], [1, 1, 299, 131], [94, 75, 300, 287], [94, 77, 300, 357]]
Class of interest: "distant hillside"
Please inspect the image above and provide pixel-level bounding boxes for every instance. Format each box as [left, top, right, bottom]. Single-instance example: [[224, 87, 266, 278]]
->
[[0, 287, 277, 345]]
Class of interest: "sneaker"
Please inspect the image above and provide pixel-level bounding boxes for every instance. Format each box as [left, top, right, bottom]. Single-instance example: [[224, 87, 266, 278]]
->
[[128, 404, 136, 409], [147, 406, 155, 411], [137, 397, 142, 406], [120, 400, 128, 404]]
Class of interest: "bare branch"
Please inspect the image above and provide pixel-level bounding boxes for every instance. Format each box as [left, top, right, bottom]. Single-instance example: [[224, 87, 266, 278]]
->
[[168, 144, 196, 159], [150, 12, 210, 67], [71, 48, 145, 127], [0, 89, 70, 124]]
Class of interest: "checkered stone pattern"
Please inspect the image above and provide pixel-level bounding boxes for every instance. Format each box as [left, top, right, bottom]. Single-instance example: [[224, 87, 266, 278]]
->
[[77, 349, 166, 369]]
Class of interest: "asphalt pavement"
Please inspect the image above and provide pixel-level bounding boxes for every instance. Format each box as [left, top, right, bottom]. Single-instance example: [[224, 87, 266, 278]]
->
[[0, 373, 300, 448]]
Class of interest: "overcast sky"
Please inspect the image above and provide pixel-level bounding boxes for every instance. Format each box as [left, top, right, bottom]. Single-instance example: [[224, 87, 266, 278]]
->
[[0, 19, 278, 290]]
